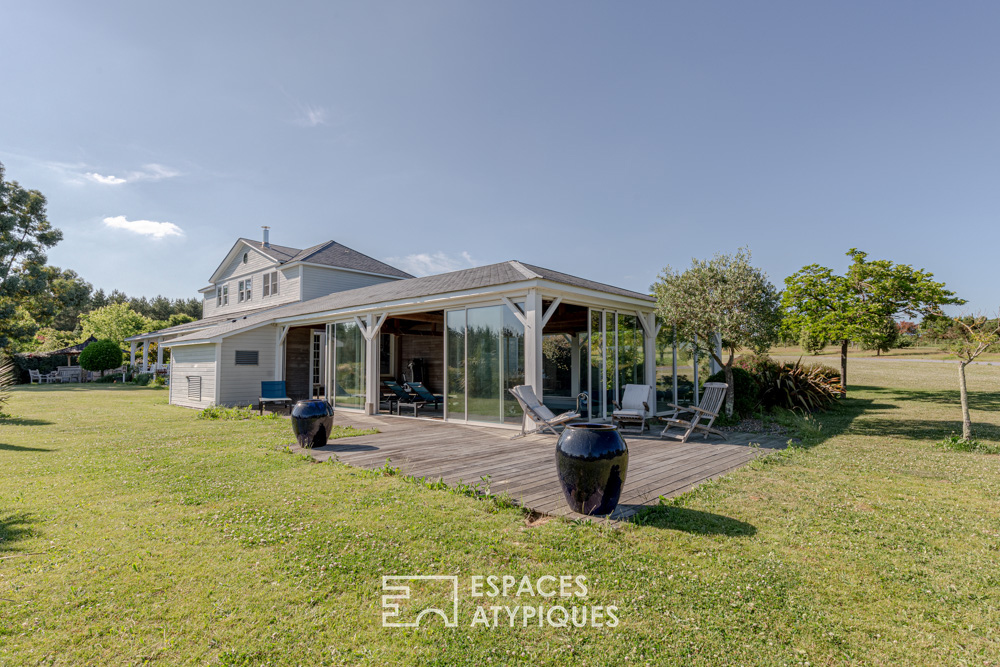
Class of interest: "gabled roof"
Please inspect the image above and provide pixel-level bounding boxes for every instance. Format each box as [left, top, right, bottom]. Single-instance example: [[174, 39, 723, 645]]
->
[[209, 238, 413, 284], [165, 261, 653, 345]]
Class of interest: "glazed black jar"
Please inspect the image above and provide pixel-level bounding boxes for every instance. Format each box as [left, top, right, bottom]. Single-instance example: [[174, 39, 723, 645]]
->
[[554, 423, 629, 515], [290, 399, 335, 449]]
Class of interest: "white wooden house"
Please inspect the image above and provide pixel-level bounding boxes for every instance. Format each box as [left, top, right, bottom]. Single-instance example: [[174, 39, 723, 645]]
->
[[140, 230, 709, 430], [125, 228, 412, 372]]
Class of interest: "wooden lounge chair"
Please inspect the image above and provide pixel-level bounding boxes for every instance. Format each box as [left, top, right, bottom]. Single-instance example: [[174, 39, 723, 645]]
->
[[405, 381, 443, 410], [612, 384, 656, 433], [383, 380, 424, 416], [659, 382, 728, 443], [29, 369, 47, 384], [258, 381, 292, 415], [508, 385, 579, 439]]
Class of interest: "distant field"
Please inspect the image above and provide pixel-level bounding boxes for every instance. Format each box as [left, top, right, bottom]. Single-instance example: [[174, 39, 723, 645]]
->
[[769, 344, 1000, 363]]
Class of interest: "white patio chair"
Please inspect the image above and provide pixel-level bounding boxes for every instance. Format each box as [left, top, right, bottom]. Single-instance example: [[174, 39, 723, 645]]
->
[[659, 382, 728, 443], [29, 369, 47, 384], [611, 384, 656, 433], [508, 385, 580, 439]]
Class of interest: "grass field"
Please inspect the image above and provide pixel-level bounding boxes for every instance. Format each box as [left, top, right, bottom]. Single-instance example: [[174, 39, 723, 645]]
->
[[770, 343, 1000, 363], [2, 362, 999, 665]]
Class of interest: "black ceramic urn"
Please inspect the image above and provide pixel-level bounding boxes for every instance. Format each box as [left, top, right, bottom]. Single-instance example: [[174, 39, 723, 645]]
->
[[290, 399, 335, 449], [555, 423, 629, 515]]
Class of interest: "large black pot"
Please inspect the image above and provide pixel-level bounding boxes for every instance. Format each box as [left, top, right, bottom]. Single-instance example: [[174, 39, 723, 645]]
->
[[290, 399, 335, 449], [555, 423, 629, 515]]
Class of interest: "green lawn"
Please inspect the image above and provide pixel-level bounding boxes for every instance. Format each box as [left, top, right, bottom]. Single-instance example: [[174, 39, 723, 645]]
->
[[1, 366, 999, 665], [770, 343, 1000, 362]]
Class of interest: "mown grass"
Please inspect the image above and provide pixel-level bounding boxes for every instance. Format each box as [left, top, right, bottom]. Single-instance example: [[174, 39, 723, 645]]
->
[[770, 343, 1000, 362], [1, 365, 999, 665]]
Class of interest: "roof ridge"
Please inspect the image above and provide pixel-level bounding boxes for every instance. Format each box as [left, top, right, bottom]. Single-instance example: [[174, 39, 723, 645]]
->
[[292, 240, 336, 262], [509, 260, 541, 280]]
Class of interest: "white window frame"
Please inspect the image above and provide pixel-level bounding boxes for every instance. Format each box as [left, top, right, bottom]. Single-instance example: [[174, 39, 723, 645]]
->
[[222, 284, 229, 306], [238, 280, 246, 303], [245, 276, 252, 301], [263, 273, 271, 297], [270, 271, 279, 296], [217, 287, 222, 307]]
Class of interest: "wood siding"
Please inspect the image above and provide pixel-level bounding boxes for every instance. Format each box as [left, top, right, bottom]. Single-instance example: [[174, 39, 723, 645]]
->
[[168, 345, 217, 409], [300, 266, 400, 301], [219, 326, 278, 406]]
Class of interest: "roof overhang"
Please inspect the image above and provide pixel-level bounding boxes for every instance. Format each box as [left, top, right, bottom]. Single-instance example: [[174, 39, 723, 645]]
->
[[163, 278, 655, 347]]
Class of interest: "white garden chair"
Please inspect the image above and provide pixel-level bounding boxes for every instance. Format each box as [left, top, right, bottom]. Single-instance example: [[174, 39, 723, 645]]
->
[[508, 385, 580, 439], [611, 384, 656, 433], [659, 382, 728, 443]]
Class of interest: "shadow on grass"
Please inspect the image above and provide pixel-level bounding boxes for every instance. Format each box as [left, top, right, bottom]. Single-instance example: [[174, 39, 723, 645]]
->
[[0, 512, 39, 552], [0, 443, 54, 453], [633, 506, 757, 536], [0, 416, 53, 427], [853, 384, 1000, 412]]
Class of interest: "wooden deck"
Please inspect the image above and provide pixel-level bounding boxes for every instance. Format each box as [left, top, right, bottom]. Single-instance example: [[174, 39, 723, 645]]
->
[[291, 414, 782, 521]]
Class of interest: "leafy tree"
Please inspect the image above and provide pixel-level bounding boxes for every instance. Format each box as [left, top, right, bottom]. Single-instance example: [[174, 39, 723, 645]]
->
[[78, 339, 123, 376], [857, 315, 899, 355], [80, 304, 153, 349], [29, 327, 84, 353], [782, 249, 962, 396], [0, 161, 63, 348], [653, 248, 782, 416], [798, 327, 828, 355], [48, 268, 94, 331]]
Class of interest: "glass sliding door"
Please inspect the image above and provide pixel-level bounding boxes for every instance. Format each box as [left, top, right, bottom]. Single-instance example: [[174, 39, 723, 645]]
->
[[501, 307, 525, 424], [466, 306, 502, 423], [445, 304, 525, 424], [616, 313, 646, 395], [446, 310, 466, 420], [333, 321, 365, 410]]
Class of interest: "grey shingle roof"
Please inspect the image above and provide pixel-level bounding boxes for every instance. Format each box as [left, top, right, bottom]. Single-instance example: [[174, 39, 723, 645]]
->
[[126, 304, 289, 341], [238, 238, 413, 278], [165, 261, 653, 345], [291, 241, 413, 278]]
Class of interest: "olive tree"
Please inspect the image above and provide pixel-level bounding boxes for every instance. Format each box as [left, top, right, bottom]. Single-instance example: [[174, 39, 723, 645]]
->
[[653, 248, 782, 417]]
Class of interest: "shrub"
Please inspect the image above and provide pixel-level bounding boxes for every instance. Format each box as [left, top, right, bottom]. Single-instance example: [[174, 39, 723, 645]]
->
[[765, 360, 841, 412], [11, 354, 61, 384], [128, 373, 154, 386], [935, 434, 1000, 454], [93, 374, 121, 383], [735, 353, 780, 379], [79, 339, 123, 375], [705, 367, 758, 417]]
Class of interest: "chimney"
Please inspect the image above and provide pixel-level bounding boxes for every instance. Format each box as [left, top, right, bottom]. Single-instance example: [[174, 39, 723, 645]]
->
[[262, 226, 270, 247]]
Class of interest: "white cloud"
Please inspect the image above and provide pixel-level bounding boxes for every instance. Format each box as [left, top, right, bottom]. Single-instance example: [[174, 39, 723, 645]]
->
[[385, 251, 477, 277], [86, 172, 127, 185], [103, 215, 184, 240], [85, 164, 179, 185], [294, 104, 328, 127]]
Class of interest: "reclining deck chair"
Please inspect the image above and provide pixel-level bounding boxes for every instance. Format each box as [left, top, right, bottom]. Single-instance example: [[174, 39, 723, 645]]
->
[[508, 385, 580, 439], [659, 382, 728, 443], [259, 381, 292, 415], [611, 384, 656, 433], [405, 381, 443, 411], [383, 380, 424, 416]]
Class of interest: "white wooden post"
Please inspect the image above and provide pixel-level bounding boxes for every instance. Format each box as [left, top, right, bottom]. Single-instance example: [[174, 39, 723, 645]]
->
[[275, 325, 289, 381], [130, 341, 137, 367], [710, 333, 723, 375], [142, 341, 150, 373], [156, 337, 164, 370], [523, 289, 544, 397], [672, 327, 678, 405], [357, 312, 387, 415]]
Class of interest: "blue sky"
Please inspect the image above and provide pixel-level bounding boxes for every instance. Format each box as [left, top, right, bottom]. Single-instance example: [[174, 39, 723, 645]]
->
[[1, 2, 996, 312]]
